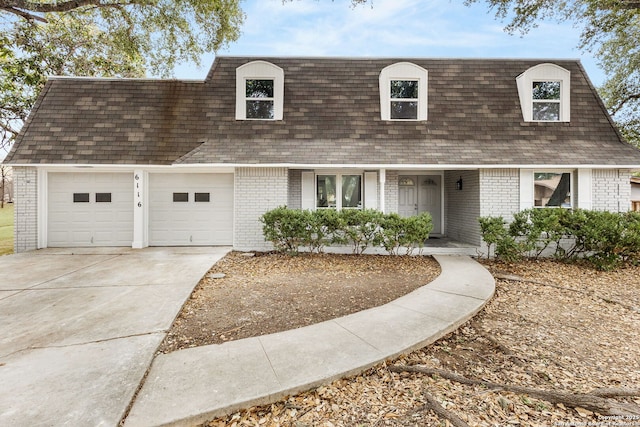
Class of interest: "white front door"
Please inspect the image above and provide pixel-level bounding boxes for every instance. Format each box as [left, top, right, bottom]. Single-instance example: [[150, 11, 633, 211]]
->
[[398, 176, 418, 217], [398, 175, 442, 234]]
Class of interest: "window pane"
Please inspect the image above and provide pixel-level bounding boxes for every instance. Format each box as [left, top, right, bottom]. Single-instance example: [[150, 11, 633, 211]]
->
[[342, 175, 362, 208], [73, 193, 90, 203], [533, 102, 560, 121], [246, 79, 274, 98], [246, 100, 274, 119], [532, 81, 560, 100], [390, 80, 418, 99], [96, 192, 111, 203], [317, 175, 336, 208], [173, 192, 188, 202], [195, 192, 210, 202], [390, 101, 418, 120], [534, 172, 571, 207]]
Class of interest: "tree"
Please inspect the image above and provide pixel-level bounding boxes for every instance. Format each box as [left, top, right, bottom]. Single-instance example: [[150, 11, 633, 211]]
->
[[0, 0, 244, 150], [463, 0, 640, 147], [0, 165, 10, 207]]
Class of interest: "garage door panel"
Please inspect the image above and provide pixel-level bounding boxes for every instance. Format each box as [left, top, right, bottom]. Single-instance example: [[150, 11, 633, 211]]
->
[[48, 173, 133, 247], [149, 173, 234, 246]]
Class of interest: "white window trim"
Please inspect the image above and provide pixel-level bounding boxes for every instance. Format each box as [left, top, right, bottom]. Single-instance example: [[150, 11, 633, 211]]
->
[[516, 63, 570, 122], [316, 172, 364, 210], [379, 62, 428, 121], [235, 61, 284, 120]]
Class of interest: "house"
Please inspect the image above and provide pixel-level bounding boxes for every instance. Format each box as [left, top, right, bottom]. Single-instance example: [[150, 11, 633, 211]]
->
[[5, 57, 640, 253]]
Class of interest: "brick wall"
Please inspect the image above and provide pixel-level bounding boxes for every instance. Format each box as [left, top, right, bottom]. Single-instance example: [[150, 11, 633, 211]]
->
[[384, 171, 398, 213], [445, 170, 481, 245], [479, 169, 520, 218], [288, 169, 301, 210], [13, 167, 38, 253], [592, 169, 631, 212], [234, 167, 288, 251]]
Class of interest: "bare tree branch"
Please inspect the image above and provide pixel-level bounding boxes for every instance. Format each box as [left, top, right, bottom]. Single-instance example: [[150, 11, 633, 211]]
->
[[0, 0, 141, 22], [610, 92, 640, 116], [2, 6, 47, 21]]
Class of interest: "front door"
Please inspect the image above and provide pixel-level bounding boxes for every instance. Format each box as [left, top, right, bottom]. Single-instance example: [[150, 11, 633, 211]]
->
[[399, 175, 442, 234]]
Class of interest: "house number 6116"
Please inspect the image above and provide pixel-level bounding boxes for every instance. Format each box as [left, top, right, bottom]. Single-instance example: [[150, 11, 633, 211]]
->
[[135, 174, 142, 208]]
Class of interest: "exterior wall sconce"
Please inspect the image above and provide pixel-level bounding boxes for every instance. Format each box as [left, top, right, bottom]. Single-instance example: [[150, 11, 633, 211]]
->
[[456, 176, 463, 191]]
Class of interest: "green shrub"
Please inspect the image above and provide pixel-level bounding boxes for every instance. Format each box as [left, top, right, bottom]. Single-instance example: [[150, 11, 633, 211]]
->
[[479, 208, 640, 270], [509, 208, 569, 259], [340, 209, 384, 254], [260, 206, 309, 254], [400, 212, 434, 255], [376, 212, 433, 255], [261, 207, 433, 256], [306, 209, 344, 253], [478, 216, 508, 259]]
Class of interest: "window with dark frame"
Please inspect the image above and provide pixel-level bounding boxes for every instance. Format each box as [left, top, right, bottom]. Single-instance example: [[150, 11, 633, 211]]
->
[[173, 192, 189, 202], [195, 192, 210, 202], [95, 193, 112, 203], [73, 193, 90, 203]]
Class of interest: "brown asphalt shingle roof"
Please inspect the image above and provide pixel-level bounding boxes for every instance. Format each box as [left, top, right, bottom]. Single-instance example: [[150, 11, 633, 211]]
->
[[6, 56, 640, 166]]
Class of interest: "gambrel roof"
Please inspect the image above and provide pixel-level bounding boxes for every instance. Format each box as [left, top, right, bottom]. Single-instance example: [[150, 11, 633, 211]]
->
[[6, 56, 640, 166]]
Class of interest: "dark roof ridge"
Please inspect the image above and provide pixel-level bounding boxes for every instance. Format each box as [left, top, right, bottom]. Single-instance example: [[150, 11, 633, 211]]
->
[[47, 76, 205, 83], [213, 55, 583, 62]]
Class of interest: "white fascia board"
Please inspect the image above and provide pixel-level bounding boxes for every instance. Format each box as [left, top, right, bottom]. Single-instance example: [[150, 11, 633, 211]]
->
[[12, 162, 640, 170]]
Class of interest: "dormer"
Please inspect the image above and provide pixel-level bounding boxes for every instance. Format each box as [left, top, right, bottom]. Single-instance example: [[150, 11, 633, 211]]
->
[[516, 63, 570, 122], [379, 62, 428, 121], [235, 60, 284, 120]]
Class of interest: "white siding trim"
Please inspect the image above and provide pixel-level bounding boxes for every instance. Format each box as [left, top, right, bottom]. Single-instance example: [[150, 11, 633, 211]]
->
[[364, 171, 378, 210], [516, 63, 571, 122], [301, 171, 315, 210], [379, 62, 428, 121], [37, 169, 47, 249], [379, 169, 386, 213], [519, 169, 534, 210], [577, 168, 593, 210], [235, 61, 284, 121], [132, 170, 148, 248]]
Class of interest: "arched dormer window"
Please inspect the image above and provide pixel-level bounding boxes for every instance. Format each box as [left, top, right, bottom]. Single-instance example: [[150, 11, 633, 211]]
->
[[516, 63, 570, 122], [379, 62, 428, 121], [235, 60, 284, 120]]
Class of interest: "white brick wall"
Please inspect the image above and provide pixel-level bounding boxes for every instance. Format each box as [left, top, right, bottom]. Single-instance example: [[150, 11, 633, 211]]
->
[[446, 170, 481, 245], [384, 171, 398, 214], [480, 169, 520, 218], [592, 169, 631, 212], [13, 167, 38, 253], [234, 167, 288, 251]]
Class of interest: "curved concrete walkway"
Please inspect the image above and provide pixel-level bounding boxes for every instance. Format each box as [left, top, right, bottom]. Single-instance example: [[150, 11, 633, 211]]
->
[[125, 255, 495, 427]]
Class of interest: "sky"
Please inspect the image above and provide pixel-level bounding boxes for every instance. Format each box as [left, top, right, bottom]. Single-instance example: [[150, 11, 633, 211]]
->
[[174, 0, 605, 86]]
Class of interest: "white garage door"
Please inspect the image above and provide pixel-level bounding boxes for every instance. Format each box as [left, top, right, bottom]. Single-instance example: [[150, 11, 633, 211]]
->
[[149, 173, 233, 246], [48, 173, 134, 247]]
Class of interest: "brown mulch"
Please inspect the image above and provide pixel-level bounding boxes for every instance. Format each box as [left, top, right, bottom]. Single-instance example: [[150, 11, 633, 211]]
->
[[160, 254, 640, 427], [159, 252, 441, 352]]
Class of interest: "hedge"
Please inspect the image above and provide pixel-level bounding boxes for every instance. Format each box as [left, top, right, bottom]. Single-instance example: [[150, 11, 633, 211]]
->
[[260, 207, 433, 255], [479, 208, 640, 270]]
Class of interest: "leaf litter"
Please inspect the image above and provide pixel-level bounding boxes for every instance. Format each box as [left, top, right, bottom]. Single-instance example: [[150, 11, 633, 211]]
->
[[160, 253, 640, 426]]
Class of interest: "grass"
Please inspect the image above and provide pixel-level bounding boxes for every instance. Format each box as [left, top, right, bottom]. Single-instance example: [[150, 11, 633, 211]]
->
[[0, 204, 14, 256]]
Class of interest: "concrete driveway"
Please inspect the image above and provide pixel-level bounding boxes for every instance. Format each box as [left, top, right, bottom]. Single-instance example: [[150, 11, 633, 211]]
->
[[0, 246, 230, 427]]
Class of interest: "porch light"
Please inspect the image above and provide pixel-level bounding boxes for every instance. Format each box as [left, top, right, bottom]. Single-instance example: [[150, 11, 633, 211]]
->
[[456, 177, 463, 191]]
